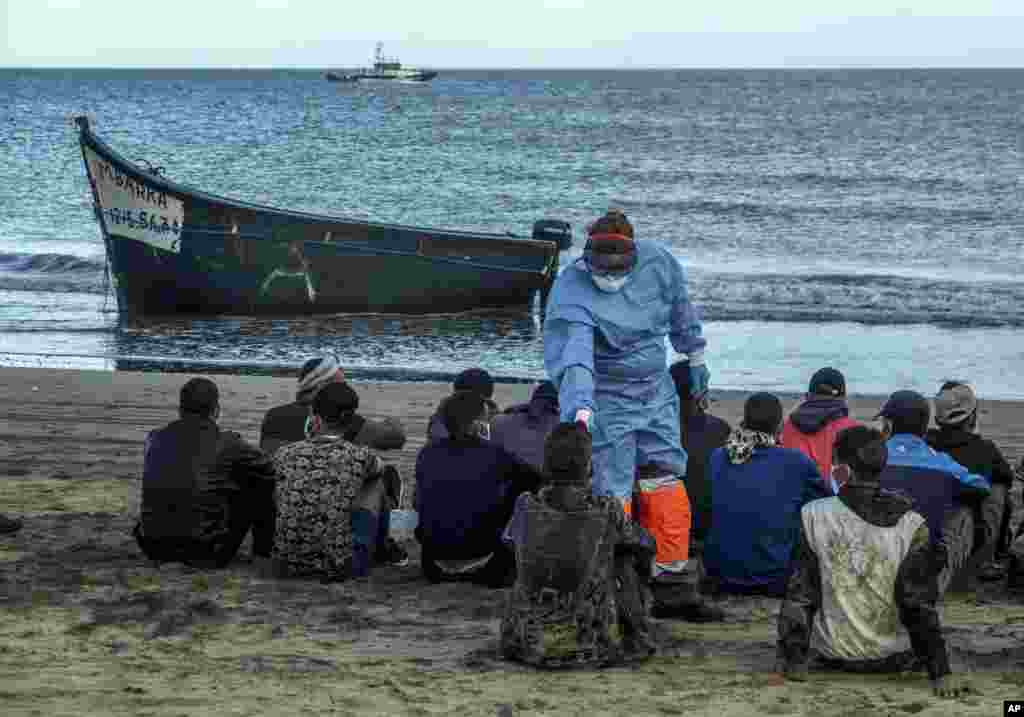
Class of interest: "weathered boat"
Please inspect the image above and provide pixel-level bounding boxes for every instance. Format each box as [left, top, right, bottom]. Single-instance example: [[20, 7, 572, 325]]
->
[[76, 117, 569, 316]]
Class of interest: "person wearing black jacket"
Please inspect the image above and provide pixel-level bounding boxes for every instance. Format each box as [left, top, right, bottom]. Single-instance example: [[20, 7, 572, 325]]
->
[[778, 426, 968, 698], [415, 390, 542, 587], [135, 377, 276, 568], [926, 381, 1017, 580], [669, 359, 731, 544], [260, 355, 406, 456]]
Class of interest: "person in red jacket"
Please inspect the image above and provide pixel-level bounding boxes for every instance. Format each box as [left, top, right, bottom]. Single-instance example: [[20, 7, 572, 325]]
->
[[781, 367, 859, 492]]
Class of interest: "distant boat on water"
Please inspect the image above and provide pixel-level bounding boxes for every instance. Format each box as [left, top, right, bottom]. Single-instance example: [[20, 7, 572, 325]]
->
[[326, 42, 438, 83]]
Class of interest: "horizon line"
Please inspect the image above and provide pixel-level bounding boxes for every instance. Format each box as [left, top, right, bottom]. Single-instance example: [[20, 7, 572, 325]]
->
[[2, 64, 1023, 71]]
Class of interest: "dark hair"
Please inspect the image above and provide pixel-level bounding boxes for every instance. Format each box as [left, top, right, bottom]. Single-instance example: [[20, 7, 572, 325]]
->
[[453, 368, 494, 399], [834, 425, 888, 478], [589, 209, 634, 238], [889, 414, 929, 438], [442, 390, 486, 439], [939, 379, 966, 392], [742, 392, 783, 435], [543, 422, 592, 484], [180, 377, 219, 418], [313, 382, 359, 425]]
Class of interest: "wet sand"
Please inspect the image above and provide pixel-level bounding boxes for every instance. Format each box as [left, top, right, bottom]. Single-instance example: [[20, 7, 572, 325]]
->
[[0, 367, 1022, 716]]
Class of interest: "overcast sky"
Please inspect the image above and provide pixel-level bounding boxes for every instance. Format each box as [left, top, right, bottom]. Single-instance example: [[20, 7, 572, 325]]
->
[[4, 0, 1024, 68]]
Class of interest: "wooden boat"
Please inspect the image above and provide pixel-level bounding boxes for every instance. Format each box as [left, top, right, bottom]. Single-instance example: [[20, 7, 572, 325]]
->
[[75, 117, 567, 315]]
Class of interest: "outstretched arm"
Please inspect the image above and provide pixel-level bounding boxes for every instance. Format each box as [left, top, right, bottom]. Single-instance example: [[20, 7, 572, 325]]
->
[[544, 317, 596, 422]]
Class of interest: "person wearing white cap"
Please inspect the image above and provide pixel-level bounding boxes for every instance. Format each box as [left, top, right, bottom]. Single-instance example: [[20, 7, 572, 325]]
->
[[926, 381, 1017, 582]]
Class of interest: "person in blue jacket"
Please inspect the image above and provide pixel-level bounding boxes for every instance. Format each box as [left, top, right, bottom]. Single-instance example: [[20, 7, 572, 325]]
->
[[543, 209, 718, 616], [876, 390, 991, 593]]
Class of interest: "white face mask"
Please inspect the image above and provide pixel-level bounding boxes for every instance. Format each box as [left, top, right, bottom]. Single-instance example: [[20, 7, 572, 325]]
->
[[592, 273, 629, 293]]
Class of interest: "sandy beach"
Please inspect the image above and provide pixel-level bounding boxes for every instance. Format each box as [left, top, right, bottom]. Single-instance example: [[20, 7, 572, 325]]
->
[[0, 367, 1022, 716]]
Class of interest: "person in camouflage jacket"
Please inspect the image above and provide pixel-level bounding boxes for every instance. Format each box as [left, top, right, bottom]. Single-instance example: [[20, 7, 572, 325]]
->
[[500, 422, 656, 668]]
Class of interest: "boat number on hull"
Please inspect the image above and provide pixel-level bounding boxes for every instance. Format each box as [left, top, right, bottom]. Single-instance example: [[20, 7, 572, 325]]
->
[[84, 146, 185, 254]]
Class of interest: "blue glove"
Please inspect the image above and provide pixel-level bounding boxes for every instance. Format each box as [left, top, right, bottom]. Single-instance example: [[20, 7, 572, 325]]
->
[[689, 364, 710, 398]]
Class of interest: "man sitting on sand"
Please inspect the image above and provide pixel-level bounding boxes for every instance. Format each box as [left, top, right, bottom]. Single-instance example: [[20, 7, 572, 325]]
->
[[876, 390, 990, 593], [271, 382, 401, 580], [781, 367, 860, 491], [426, 368, 499, 444], [490, 380, 560, 474], [668, 358, 731, 546], [925, 381, 1017, 581], [702, 393, 829, 597], [777, 426, 968, 698], [501, 422, 656, 667], [135, 377, 277, 568], [415, 390, 541, 587], [260, 354, 406, 456]]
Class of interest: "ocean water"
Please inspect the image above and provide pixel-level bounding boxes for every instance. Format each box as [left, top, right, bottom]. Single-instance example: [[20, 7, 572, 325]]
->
[[1, 68, 1023, 397]]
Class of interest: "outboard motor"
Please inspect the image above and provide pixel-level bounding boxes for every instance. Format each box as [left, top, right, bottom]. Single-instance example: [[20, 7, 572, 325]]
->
[[532, 219, 573, 251]]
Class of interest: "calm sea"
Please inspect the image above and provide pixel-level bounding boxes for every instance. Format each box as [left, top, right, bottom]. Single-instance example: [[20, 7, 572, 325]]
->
[[1, 68, 1022, 397]]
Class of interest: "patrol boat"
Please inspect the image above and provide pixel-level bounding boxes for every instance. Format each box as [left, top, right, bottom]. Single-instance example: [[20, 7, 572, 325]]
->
[[326, 43, 438, 83]]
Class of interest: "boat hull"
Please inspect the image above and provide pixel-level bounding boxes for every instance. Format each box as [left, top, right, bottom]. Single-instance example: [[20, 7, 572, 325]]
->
[[76, 118, 558, 316]]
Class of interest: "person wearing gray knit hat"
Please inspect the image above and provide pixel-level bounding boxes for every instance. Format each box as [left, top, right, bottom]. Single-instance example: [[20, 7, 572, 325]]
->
[[926, 381, 1017, 582], [260, 356, 406, 457]]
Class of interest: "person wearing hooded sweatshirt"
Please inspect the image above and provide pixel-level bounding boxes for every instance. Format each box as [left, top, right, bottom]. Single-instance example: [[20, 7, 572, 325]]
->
[[501, 422, 656, 668], [491, 381, 560, 474], [259, 355, 406, 456], [781, 367, 860, 491], [777, 426, 968, 699], [544, 209, 717, 616], [925, 382, 1017, 581], [415, 390, 542, 587], [703, 393, 829, 597], [876, 390, 990, 594]]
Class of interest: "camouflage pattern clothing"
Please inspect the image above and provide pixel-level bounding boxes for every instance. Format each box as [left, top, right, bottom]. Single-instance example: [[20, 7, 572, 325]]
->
[[271, 433, 384, 580], [500, 487, 656, 668]]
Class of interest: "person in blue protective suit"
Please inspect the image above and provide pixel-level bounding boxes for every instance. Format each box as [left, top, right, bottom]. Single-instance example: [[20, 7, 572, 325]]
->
[[543, 209, 724, 621]]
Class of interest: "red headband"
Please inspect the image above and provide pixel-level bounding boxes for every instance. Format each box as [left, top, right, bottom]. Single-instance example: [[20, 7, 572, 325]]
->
[[587, 232, 634, 244]]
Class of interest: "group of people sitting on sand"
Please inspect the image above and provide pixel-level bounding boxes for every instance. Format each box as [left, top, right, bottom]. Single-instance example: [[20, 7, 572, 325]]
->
[[53, 355, 1019, 698], [3, 210, 1022, 699]]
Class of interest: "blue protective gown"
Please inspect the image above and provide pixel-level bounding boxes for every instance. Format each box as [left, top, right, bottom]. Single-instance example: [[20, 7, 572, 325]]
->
[[543, 240, 706, 499]]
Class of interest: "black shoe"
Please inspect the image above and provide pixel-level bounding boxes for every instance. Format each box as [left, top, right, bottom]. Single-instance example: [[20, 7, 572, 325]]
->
[[0, 514, 22, 535], [376, 538, 409, 567]]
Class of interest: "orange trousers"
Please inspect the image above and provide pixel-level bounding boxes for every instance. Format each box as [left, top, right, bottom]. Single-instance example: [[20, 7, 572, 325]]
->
[[631, 478, 691, 566]]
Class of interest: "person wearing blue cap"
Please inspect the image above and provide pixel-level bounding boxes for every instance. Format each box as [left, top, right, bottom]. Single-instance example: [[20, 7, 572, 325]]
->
[[543, 209, 713, 616], [876, 390, 991, 593]]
